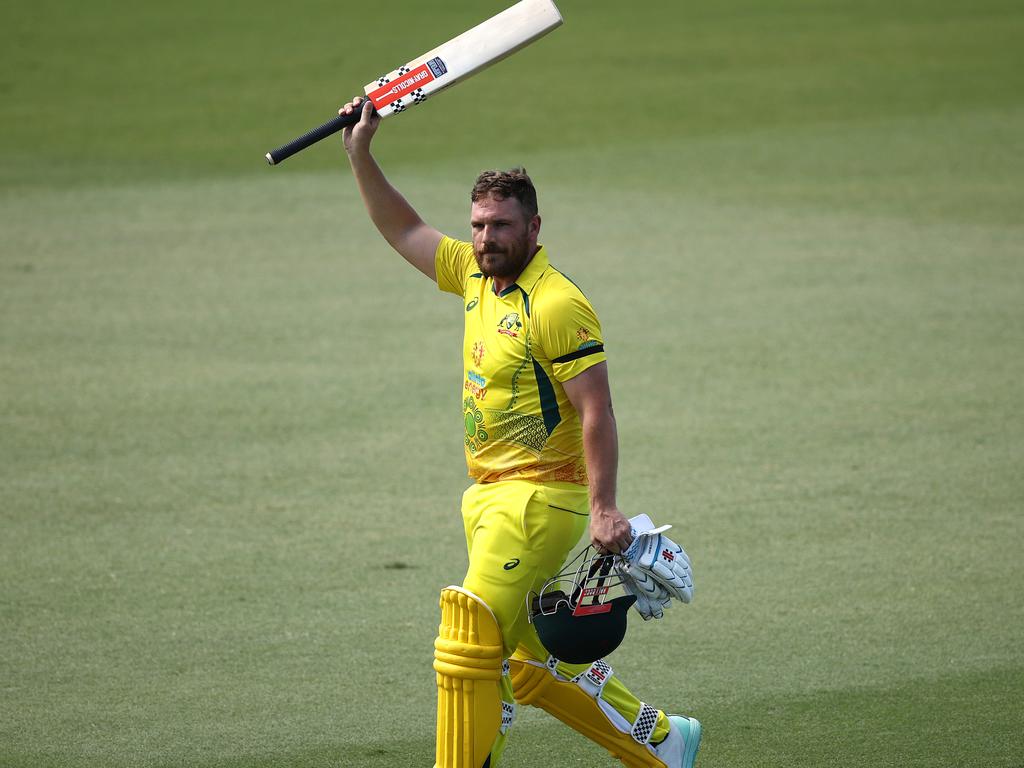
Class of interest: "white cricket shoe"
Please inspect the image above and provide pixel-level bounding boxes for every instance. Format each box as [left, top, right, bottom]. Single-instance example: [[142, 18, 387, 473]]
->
[[654, 714, 701, 768]]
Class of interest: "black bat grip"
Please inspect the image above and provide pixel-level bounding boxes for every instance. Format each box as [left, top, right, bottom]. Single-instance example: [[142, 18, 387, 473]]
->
[[265, 104, 376, 165]]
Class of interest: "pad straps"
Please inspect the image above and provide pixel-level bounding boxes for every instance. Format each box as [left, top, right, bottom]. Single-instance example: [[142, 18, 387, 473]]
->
[[630, 702, 660, 745], [500, 659, 516, 735], [572, 659, 614, 698], [500, 701, 516, 735], [543, 655, 616, 700]]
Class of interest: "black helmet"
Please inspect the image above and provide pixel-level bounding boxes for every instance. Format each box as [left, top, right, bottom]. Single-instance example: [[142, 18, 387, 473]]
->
[[528, 548, 637, 664]]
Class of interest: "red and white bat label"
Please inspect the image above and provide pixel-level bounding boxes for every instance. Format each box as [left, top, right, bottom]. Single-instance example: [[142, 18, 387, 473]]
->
[[367, 63, 438, 109]]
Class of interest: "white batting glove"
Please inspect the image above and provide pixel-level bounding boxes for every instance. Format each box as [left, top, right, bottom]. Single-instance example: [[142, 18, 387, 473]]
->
[[620, 514, 694, 604], [616, 564, 672, 620]]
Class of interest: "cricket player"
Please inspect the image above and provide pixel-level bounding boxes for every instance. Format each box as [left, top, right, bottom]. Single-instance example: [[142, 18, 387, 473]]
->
[[340, 96, 701, 768]]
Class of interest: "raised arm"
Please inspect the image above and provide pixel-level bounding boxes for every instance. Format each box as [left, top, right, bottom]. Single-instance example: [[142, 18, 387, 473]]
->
[[341, 97, 443, 280], [562, 361, 634, 554]]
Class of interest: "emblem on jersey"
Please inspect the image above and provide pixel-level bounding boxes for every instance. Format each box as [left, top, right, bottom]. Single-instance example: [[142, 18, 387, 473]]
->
[[498, 312, 523, 338], [463, 396, 488, 453], [472, 341, 486, 367], [466, 298, 479, 311], [576, 327, 592, 342]]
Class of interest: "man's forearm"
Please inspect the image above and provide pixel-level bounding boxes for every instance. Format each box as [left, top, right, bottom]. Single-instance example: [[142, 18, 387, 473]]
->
[[563, 362, 631, 551], [347, 149, 425, 249], [583, 403, 619, 516]]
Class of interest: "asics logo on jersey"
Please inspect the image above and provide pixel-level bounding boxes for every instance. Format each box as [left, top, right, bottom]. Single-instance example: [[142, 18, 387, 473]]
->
[[466, 298, 479, 311], [503, 558, 521, 570]]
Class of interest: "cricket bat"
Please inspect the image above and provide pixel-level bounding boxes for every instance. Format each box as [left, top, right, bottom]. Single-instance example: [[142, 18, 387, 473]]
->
[[265, 0, 563, 165]]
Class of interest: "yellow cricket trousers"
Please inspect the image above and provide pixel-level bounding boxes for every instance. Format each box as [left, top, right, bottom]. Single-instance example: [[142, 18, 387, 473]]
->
[[459, 480, 671, 753]]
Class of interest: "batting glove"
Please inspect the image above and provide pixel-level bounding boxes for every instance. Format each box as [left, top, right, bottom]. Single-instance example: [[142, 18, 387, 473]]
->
[[616, 564, 672, 620], [620, 514, 694, 604]]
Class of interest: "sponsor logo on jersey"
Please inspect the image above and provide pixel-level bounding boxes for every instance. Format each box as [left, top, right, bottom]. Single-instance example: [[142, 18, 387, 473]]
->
[[503, 558, 521, 571], [472, 341, 486, 367], [464, 371, 487, 400], [466, 298, 479, 311]]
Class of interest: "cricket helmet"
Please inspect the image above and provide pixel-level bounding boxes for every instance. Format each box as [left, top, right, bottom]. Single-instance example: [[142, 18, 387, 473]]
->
[[528, 547, 636, 664]]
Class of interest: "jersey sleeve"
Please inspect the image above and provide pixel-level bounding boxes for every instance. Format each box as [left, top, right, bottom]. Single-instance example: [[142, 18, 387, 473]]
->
[[435, 236, 478, 297], [534, 283, 607, 382]]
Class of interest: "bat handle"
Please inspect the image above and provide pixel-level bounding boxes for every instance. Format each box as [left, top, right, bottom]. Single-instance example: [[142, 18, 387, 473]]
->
[[265, 105, 377, 165]]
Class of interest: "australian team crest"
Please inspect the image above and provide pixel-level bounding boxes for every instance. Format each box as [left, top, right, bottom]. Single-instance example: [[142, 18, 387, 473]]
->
[[497, 312, 523, 338]]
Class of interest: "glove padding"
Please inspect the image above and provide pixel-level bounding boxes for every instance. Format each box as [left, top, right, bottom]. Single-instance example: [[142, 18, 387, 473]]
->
[[619, 514, 693, 605], [616, 565, 672, 620]]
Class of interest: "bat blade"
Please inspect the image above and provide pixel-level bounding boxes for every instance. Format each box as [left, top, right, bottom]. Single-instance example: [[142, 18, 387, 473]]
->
[[266, 0, 562, 165], [364, 0, 562, 117]]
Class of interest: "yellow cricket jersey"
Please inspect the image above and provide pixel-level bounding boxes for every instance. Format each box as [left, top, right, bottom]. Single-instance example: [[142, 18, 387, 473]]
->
[[435, 237, 607, 485]]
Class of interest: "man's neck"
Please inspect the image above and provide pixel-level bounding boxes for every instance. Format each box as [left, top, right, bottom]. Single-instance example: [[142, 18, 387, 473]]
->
[[491, 275, 518, 295], [491, 246, 539, 295]]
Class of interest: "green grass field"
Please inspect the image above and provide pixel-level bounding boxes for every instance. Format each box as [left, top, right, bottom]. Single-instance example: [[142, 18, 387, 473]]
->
[[2, 1, 1023, 766]]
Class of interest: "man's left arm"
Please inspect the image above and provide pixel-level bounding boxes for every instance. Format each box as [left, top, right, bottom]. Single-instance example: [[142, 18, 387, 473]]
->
[[562, 362, 634, 554]]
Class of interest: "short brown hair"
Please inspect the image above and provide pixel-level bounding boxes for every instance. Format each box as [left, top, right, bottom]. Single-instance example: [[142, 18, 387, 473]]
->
[[471, 167, 538, 218]]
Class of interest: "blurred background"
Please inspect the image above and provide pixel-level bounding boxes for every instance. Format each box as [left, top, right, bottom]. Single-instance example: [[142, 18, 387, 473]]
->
[[2, 1, 1022, 766]]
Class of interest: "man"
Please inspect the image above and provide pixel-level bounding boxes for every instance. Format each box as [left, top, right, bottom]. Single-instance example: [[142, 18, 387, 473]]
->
[[340, 96, 701, 768]]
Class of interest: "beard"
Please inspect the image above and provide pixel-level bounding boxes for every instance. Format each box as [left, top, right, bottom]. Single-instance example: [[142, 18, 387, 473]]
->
[[474, 235, 532, 279]]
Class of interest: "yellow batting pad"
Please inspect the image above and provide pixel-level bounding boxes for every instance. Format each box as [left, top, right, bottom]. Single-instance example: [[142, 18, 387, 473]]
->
[[434, 587, 505, 768], [508, 658, 669, 768]]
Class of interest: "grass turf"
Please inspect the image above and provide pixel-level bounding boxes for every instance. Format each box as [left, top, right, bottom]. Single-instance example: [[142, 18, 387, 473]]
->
[[2, 1, 1023, 766]]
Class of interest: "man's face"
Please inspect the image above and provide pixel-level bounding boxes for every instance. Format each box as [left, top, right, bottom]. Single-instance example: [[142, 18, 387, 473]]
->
[[470, 194, 540, 280]]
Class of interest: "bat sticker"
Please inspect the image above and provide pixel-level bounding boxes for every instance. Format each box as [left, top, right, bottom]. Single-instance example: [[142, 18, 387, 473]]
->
[[427, 57, 448, 77], [367, 63, 436, 109]]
